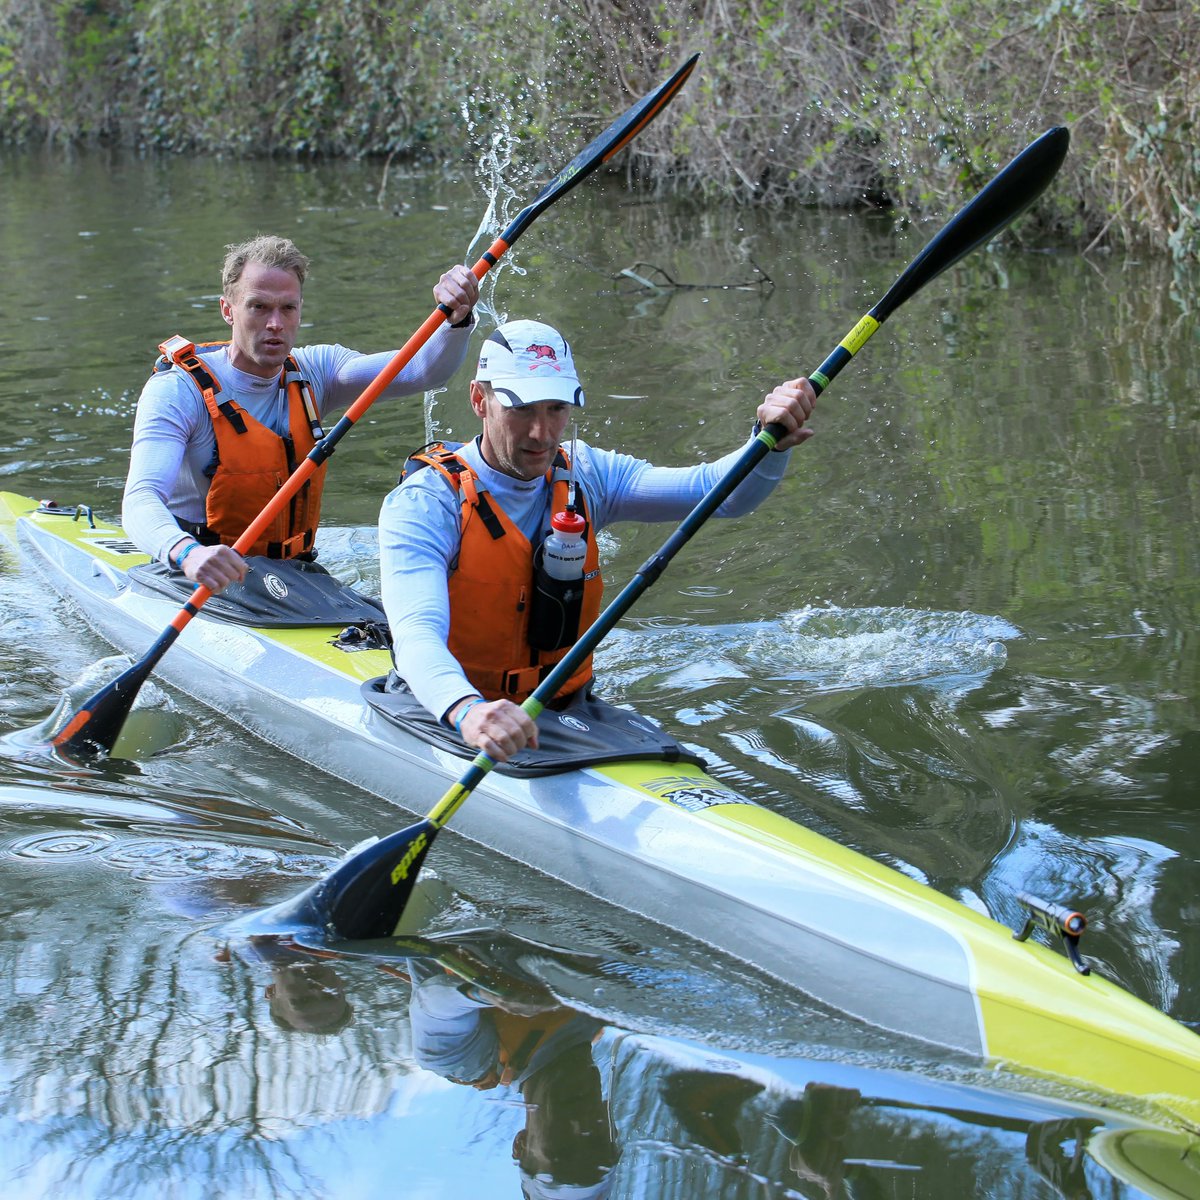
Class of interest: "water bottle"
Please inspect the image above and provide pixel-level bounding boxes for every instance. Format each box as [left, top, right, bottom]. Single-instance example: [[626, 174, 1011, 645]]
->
[[528, 510, 587, 650], [541, 510, 586, 580]]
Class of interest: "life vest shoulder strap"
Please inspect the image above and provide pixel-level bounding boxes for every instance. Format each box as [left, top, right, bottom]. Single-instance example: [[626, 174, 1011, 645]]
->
[[155, 335, 246, 433], [156, 334, 223, 400], [154, 336, 315, 441], [404, 442, 506, 541], [281, 356, 323, 440], [402, 441, 467, 486]]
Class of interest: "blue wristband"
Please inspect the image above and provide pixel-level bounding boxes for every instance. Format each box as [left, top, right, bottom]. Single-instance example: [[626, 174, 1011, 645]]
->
[[175, 540, 201, 570], [453, 697, 484, 734]]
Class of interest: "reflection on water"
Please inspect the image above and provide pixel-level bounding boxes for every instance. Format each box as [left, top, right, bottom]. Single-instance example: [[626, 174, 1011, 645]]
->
[[5, 757, 1198, 1198], [11, 860, 1193, 1200], [2, 718, 1198, 1199]]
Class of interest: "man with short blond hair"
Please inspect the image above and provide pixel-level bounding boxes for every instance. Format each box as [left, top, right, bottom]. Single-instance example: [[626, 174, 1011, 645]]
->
[[123, 233, 479, 594]]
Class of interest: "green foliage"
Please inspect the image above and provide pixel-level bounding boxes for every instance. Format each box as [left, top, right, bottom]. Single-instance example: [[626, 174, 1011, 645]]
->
[[0, 0, 1198, 261], [0, 0, 135, 141]]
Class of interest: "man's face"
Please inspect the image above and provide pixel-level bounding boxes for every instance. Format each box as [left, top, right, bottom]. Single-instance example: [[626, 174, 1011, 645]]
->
[[219, 261, 303, 378], [473, 384, 573, 481]]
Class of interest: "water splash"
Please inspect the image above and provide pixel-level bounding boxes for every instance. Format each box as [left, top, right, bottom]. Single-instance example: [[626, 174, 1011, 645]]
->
[[2, 654, 187, 762], [598, 605, 1019, 698], [461, 87, 538, 328], [312, 525, 380, 596], [421, 95, 535, 445]]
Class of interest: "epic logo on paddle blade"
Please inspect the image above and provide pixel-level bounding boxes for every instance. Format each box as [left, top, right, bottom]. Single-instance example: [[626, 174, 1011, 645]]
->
[[391, 831, 428, 884]]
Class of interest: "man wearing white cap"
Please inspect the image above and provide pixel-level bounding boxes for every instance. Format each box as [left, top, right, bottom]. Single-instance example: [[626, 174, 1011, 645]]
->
[[379, 318, 816, 762]]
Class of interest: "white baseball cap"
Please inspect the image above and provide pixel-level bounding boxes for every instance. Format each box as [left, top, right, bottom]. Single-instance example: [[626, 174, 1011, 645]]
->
[[475, 319, 586, 408]]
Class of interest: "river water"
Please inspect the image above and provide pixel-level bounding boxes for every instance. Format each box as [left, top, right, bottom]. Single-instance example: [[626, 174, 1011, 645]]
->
[[1, 144, 1198, 1198]]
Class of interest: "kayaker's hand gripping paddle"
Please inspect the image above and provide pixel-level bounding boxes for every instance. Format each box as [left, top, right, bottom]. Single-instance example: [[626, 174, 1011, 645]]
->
[[50, 53, 700, 760], [292, 124, 1070, 941]]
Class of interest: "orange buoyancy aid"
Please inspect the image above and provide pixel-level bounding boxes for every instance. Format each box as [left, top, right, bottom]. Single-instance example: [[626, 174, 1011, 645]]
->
[[467, 1005, 580, 1090], [410, 444, 604, 702], [155, 335, 327, 559]]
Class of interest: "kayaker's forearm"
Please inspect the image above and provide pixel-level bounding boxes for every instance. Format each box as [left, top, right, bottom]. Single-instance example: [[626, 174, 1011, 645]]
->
[[379, 473, 474, 721], [326, 320, 474, 409], [592, 435, 791, 526], [709, 435, 791, 515], [381, 566, 478, 721], [123, 439, 197, 563], [393, 634, 481, 723]]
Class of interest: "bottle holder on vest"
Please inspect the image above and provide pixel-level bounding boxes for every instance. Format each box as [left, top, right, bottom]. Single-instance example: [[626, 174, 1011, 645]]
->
[[526, 544, 586, 651]]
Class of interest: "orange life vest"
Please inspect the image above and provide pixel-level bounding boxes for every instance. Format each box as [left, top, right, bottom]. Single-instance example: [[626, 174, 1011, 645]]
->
[[468, 1005, 579, 1089], [155, 334, 327, 559], [409, 444, 604, 701]]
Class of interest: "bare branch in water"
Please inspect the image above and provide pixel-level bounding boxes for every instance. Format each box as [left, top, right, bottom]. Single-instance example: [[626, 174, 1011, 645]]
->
[[616, 259, 774, 293]]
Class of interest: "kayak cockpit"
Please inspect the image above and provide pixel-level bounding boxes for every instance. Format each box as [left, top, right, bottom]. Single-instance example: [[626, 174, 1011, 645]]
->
[[363, 674, 707, 778]]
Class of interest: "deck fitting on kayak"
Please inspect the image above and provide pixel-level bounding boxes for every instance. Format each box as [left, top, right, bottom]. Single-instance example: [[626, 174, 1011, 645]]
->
[[1014, 891, 1091, 976], [37, 499, 95, 527], [334, 623, 392, 652]]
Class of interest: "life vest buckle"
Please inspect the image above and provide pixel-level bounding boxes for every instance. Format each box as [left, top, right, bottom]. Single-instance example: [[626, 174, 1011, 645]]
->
[[159, 334, 196, 365], [501, 665, 548, 696]]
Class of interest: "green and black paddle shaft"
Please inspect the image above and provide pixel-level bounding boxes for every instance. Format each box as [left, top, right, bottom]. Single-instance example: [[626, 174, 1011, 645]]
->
[[289, 124, 1070, 942], [50, 53, 700, 760]]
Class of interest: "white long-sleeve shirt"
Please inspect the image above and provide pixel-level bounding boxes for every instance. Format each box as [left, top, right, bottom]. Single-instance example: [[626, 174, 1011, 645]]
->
[[380, 432, 792, 723], [123, 322, 472, 563]]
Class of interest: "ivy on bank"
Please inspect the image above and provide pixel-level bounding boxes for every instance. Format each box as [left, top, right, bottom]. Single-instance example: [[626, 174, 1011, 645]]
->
[[1, 0, 1197, 264]]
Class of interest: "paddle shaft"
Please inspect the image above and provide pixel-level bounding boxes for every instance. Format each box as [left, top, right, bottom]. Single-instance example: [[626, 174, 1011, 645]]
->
[[268, 125, 1072, 940], [321, 126, 1071, 938], [53, 55, 700, 756], [418, 125, 1072, 838]]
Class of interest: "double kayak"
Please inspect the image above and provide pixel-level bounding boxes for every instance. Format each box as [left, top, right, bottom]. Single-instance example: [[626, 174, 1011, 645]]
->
[[4, 489, 1200, 1133]]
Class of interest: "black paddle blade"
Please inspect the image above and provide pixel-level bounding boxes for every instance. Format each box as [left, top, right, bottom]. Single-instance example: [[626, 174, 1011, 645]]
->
[[307, 819, 440, 940], [807, 126, 1070, 399], [505, 53, 699, 241], [51, 658, 158, 760], [875, 126, 1070, 322], [49, 612, 184, 758]]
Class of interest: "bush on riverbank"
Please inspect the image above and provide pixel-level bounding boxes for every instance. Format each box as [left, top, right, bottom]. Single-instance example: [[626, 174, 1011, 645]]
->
[[1, 0, 1196, 262]]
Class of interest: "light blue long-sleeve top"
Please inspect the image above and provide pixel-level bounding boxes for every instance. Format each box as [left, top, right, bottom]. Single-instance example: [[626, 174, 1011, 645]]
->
[[122, 322, 473, 563], [380, 431, 792, 724]]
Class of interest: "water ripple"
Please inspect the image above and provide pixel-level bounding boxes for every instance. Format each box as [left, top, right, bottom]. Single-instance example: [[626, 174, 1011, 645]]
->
[[5, 827, 332, 882], [9, 830, 115, 859]]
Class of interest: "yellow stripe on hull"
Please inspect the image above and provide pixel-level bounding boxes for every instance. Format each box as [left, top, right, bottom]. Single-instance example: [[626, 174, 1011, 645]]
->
[[1, 491, 392, 684], [1, 493, 151, 569], [599, 759, 1200, 1129]]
